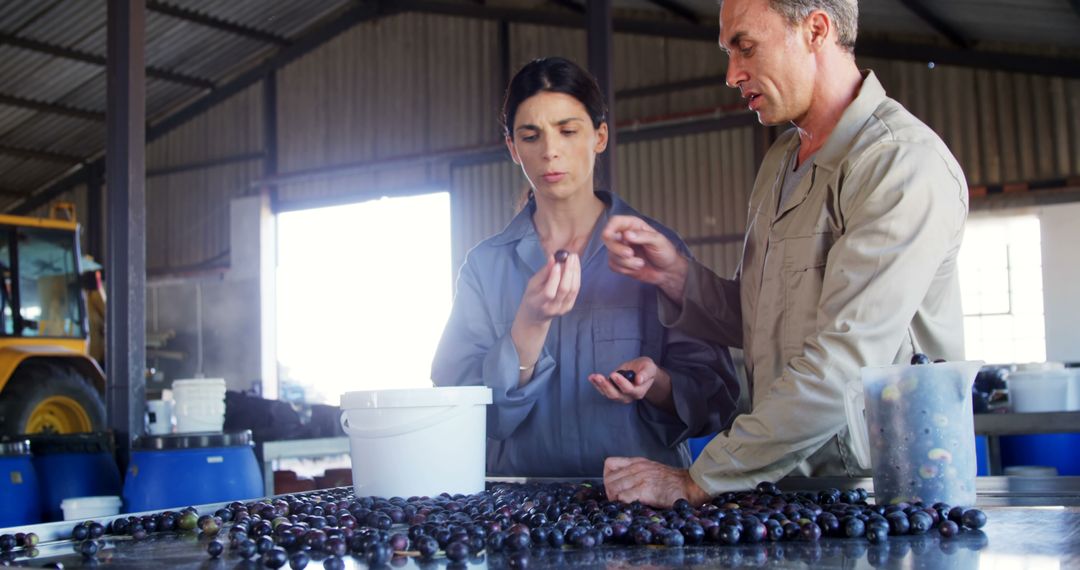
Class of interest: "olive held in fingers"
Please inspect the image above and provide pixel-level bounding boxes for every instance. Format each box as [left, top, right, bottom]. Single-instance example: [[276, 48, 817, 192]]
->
[[554, 249, 570, 263]]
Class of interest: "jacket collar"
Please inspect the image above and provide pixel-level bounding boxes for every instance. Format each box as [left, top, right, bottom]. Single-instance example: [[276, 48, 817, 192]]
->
[[491, 190, 624, 273], [814, 70, 887, 172], [773, 70, 886, 220]]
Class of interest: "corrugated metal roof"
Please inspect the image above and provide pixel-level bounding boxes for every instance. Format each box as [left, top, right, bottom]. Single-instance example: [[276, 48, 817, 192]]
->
[[0, 0, 1076, 204]]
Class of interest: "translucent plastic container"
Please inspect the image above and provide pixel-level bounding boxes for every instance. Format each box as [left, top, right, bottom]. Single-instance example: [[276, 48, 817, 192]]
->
[[847, 360, 983, 506], [340, 387, 492, 499]]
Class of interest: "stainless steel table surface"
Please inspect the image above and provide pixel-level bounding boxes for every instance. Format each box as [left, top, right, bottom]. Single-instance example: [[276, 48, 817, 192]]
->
[[3, 478, 1078, 568]]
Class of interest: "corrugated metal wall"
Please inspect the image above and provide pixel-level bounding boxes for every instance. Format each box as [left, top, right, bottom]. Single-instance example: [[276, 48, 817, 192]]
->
[[145, 83, 263, 271], [135, 11, 1078, 277], [864, 57, 1080, 187]]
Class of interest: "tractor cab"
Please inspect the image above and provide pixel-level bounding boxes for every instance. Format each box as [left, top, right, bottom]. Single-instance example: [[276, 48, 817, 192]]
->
[[0, 207, 107, 435]]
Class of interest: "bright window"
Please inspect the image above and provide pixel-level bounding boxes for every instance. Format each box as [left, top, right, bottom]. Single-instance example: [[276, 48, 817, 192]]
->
[[958, 214, 1046, 364], [276, 192, 452, 405]]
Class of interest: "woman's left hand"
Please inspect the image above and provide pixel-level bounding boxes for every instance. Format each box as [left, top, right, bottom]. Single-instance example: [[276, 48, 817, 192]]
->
[[588, 357, 668, 404]]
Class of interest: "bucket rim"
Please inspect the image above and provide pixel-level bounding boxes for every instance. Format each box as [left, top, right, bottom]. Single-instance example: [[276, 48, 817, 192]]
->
[[60, 495, 122, 508], [860, 359, 985, 376], [340, 386, 493, 409]]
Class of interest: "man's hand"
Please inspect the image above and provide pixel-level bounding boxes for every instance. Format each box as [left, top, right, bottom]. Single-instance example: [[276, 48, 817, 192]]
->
[[603, 456, 711, 508], [601, 216, 689, 304]]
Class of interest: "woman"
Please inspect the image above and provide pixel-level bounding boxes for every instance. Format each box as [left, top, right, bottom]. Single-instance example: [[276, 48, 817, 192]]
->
[[431, 57, 739, 477]]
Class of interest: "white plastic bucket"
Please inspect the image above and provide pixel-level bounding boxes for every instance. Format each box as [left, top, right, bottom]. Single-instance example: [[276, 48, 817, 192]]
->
[[173, 378, 226, 433], [61, 495, 121, 521], [1066, 369, 1080, 412], [340, 387, 492, 499], [1008, 368, 1069, 413], [146, 399, 174, 435]]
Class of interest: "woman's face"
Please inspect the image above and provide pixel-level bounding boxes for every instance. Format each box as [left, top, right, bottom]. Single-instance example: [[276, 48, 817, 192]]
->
[[506, 91, 608, 201]]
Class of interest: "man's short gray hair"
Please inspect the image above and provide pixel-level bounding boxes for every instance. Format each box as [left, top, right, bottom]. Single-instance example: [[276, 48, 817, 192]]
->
[[768, 0, 858, 52], [719, 0, 859, 51]]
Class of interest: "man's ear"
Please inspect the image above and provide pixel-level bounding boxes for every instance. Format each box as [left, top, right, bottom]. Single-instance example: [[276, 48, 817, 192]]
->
[[806, 9, 831, 50], [505, 135, 521, 165]]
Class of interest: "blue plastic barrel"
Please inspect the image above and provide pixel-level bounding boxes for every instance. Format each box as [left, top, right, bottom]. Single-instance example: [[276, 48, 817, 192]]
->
[[975, 435, 989, 476], [0, 440, 42, 528], [29, 433, 122, 521], [123, 431, 262, 513], [999, 434, 1080, 476], [689, 433, 715, 462]]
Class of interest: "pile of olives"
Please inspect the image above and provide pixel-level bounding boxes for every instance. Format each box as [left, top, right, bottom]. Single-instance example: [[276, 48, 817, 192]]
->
[[48, 480, 987, 568]]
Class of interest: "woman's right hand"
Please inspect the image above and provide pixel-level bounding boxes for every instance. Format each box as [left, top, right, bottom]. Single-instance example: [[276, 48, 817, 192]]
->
[[516, 251, 582, 326]]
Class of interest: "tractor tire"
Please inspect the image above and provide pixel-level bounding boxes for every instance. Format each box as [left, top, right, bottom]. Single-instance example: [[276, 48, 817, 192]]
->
[[0, 361, 106, 435]]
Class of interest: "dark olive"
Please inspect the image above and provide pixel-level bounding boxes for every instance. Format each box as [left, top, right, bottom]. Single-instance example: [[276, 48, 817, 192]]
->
[[554, 249, 569, 263]]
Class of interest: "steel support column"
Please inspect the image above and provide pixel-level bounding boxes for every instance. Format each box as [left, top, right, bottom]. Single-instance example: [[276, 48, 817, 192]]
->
[[587, 0, 615, 192], [86, 162, 104, 263], [105, 0, 147, 468], [263, 71, 279, 209]]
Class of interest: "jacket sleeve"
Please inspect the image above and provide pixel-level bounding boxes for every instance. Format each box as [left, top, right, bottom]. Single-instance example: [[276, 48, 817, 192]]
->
[[430, 256, 557, 441], [636, 324, 741, 446], [657, 260, 744, 349], [689, 141, 968, 493], [637, 235, 742, 447]]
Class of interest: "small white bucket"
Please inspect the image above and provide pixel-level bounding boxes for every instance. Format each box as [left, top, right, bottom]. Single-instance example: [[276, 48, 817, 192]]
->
[[1067, 369, 1080, 412], [61, 495, 122, 521], [173, 378, 227, 433], [1008, 368, 1069, 413], [146, 399, 174, 435], [340, 387, 492, 499]]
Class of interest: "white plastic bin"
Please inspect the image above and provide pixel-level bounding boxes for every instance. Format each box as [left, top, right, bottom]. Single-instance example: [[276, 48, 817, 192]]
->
[[340, 387, 492, 499], [61, 495, 121, 521], [1067, 368, 1080, 412], [173, 378, 227, 433], [1008, 366, 1069, 413]]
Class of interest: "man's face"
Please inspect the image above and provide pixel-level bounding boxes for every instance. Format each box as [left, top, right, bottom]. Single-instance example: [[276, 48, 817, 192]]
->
[[719, 0, 816, 126]]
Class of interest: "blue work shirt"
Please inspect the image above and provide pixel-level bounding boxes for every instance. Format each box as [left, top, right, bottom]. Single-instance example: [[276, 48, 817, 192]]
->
[[432, 191, 739, 477]]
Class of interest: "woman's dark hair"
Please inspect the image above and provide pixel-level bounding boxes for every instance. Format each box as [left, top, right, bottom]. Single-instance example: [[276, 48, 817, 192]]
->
[[502, 57, 608, 139]]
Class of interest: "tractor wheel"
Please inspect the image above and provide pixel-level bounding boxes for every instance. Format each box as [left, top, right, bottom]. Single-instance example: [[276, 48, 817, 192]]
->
[[0, 361, 106, 435]]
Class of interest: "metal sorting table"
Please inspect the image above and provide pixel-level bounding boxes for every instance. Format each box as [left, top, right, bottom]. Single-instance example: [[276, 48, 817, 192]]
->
[[2, 476, 1078, 568], [260, 437, 350, 495], [974, 410, 1080, 475]]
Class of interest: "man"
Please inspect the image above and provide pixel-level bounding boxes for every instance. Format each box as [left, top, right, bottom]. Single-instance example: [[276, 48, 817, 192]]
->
[[600, 0, 968, 507]]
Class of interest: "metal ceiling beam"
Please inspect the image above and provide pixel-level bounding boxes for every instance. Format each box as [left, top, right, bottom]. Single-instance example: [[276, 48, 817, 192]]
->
[[393, 0, 717, 39], [10, 1, 394, 215], [147, 1, 392, 141], [0, 31, 214, 90], [898, 0, 971, 49], [0, 143, 82, 164], [0, 92, 105, 121], [147, 1, 291, 47], [645, 0, 700, 24], [549, 0, 584, 14], [394, 2, 1080, 78], [857, 37, 1080, 79]]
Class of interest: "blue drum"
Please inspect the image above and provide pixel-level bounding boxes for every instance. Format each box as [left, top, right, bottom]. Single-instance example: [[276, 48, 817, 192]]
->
[[1000, 433, 1080, 476], [29, 433, 122, 521], [0, 439, 41, 527], [123, 431, 263, 513]]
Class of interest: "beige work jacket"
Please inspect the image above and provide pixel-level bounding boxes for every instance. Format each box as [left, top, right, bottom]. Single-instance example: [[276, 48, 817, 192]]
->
[[660, 71, 969, 492]]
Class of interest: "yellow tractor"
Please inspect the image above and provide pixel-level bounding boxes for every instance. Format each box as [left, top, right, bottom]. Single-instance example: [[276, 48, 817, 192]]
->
[[0, 204, 107, 435]]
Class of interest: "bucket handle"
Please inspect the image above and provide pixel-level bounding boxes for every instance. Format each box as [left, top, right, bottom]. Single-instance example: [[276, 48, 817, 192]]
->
[[843, 379, 872, 471], [340, 405, 476, 439]]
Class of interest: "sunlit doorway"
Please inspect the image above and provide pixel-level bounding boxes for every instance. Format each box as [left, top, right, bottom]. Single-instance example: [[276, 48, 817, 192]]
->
[[276, 192, 452, 406]]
